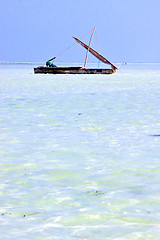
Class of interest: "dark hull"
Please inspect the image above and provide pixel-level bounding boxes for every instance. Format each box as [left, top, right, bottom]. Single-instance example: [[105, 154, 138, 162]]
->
[[34, 66, 114, 74]]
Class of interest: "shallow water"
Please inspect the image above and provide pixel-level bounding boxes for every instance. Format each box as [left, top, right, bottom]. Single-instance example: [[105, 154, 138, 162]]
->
[[0, 63, 160, 239]]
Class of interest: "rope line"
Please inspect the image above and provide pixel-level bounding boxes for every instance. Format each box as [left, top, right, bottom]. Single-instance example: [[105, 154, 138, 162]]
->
[[54, 27, 95, 59]]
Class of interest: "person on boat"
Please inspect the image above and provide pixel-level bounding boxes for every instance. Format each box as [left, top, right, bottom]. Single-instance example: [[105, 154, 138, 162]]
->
[[46, 57, 57, 67]]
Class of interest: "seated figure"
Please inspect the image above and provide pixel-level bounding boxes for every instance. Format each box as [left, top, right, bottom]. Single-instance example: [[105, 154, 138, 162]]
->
[[46, 57, 57, 67]]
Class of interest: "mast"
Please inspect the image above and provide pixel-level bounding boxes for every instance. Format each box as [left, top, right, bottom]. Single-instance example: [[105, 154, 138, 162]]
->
[[73, 36, 118, 71], [84, 27, 96, 68]]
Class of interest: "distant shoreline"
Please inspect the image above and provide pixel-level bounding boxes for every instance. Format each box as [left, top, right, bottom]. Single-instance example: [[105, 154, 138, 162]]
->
[[0, 62, 43, 65], [0, 62, 160, 65]]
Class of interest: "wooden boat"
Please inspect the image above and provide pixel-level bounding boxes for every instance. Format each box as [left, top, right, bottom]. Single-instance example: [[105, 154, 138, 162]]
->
[[34, 28, 118, 75], [34, 66, 114, 74]]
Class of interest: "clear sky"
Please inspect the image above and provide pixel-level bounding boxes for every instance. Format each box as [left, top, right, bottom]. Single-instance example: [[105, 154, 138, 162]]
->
[[1, 0, 160, 63]]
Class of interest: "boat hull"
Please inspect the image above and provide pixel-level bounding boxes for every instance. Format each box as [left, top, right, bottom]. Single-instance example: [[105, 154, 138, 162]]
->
[[34, 66, 114, 74]]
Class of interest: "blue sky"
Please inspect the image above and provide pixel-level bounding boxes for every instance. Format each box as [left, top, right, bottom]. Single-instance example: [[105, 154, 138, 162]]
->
[[1, 0, 160, 63]]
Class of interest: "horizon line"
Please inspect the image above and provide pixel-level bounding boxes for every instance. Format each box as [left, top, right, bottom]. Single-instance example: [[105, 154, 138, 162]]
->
[[0, 62, 160, 65]]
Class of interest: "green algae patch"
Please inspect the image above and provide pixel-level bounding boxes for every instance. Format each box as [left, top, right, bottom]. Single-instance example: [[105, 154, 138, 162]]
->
[[61, 213, 159, 226], [82, 126, 102, 131], [47, 169, 83, 181], [14, 180, 29, 185], [61, 213, 105, 226], [0, 163, 40, 173], [120, 215, 159, 224]]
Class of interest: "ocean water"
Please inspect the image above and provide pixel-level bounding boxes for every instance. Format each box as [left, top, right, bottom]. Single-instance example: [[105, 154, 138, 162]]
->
[[0, 63, 160, 239]]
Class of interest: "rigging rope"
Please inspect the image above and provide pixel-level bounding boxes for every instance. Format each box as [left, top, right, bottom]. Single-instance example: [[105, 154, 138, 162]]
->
[[54, 27, 96, 59]]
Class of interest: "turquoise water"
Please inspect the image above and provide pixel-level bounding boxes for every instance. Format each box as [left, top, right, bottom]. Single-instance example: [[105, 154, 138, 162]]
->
[[0, 63, 160, 239]]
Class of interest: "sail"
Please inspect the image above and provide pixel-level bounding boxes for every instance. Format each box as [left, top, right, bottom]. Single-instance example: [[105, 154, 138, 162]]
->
[[73, 37, 117, 70]]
